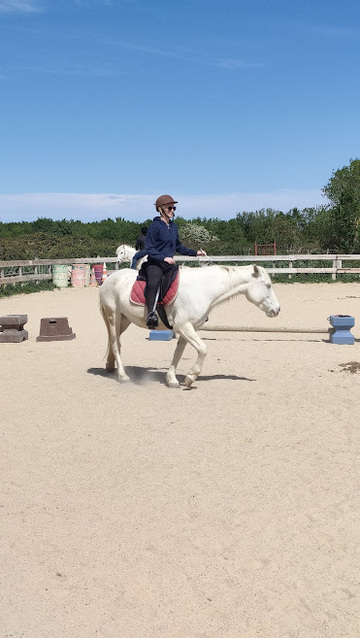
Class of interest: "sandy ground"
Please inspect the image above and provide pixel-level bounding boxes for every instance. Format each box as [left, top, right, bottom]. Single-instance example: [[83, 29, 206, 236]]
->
[[1, 280, 360, 638]]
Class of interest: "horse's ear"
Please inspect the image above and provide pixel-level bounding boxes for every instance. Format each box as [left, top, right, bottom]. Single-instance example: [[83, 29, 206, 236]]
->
[[253, 264, 260, 277]]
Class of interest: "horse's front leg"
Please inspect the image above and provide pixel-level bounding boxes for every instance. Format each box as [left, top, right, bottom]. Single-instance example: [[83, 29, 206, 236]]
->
[[177, 322, 207, 388], [106, 311, 131, 382], [115, 314, 131, 382], [166, 336, 187, 388]]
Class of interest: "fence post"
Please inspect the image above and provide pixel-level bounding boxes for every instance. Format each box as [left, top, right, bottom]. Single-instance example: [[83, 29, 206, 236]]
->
[[332, 257, 342, 280]]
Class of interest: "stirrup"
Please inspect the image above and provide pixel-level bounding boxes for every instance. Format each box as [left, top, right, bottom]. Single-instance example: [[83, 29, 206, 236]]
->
[[146, 312, 159, 329]]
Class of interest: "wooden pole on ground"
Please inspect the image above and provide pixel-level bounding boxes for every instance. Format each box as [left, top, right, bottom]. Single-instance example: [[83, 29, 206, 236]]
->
[[199, 325, 329, 334]]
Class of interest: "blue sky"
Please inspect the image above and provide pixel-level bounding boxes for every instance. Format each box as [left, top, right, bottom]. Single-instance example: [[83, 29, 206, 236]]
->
[[0, 0, 359, 223]]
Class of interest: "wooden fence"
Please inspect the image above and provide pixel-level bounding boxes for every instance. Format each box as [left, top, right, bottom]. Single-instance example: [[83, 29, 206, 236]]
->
[[1, 254, 360, 287]]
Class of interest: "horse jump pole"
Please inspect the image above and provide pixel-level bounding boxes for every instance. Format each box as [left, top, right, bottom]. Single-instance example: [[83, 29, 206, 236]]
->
[[199, 325, 329, 334]]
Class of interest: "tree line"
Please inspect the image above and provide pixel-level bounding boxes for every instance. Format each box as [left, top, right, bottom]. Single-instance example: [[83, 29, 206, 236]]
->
[[1, 159, 359, 260]]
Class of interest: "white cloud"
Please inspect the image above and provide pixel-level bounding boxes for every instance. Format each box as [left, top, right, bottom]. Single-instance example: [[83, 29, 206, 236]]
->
[[71, 0, 115, 6], [0, 190, 327, 223], [0, 0, 42, 11], [20, 62, 122, 77], [214, 58, 264, 70], [312, 25, 359, 38]]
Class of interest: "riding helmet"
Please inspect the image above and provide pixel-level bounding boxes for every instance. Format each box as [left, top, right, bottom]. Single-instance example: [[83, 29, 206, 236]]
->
[[155, 195, 178, 211]]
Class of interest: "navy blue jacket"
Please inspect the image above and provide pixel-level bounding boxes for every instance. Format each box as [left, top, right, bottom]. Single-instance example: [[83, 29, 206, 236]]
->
[[145, 216, 197, 261]]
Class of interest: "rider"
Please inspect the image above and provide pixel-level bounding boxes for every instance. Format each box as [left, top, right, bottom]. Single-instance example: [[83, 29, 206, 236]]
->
[[144, 194, 207, 328], [131, 226, 148, 269]]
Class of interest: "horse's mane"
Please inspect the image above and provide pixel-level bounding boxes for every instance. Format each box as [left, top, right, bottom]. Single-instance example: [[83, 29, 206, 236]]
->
[[210, 264, 258, 306]]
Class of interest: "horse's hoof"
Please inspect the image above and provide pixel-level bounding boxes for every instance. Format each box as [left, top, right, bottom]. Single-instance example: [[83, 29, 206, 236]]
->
[[106, 365, 116, 373], [184, 375, 195, 388], [167, 380, 180, 389], [118, 375, 131, 384]]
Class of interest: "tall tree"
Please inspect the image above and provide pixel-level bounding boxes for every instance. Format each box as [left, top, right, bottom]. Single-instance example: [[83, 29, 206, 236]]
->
[[322, 158, 360, 252]]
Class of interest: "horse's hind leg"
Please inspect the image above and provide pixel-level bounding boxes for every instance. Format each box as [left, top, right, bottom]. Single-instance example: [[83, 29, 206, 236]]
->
[[100, 305, 116, 371], [166, 336, 187, 388], [176, 322, 207, 388]]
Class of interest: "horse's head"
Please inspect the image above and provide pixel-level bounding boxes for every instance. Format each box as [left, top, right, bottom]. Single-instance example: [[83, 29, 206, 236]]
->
[[116, 244, 128, 262], [246, 265, 280, 317]]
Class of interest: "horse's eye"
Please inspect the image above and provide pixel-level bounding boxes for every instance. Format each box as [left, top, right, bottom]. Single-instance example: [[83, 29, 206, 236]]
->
[[266, 283, 271, 289]]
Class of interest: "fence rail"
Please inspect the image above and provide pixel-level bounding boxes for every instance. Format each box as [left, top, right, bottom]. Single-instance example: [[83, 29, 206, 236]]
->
[[1, 254, 360, 286]]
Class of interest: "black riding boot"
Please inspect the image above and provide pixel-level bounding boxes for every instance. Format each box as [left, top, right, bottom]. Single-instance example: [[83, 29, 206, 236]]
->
[[145, 264, 163, 328], [146, 312, 158, 328]]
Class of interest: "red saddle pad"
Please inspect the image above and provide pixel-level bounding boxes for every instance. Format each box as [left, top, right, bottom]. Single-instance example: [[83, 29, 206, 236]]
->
[[130, 270, 180, 306]]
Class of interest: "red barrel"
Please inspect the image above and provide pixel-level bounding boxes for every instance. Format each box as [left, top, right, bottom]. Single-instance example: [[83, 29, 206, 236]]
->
[[71, 264, 86, 288], [93, 264, 103, 285]]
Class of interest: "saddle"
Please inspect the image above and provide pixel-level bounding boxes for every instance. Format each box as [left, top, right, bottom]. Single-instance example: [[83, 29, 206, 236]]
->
[[130, 265, 180, 307]]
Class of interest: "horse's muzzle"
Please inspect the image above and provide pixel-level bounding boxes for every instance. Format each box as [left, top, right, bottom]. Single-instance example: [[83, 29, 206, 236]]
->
[[266, 306, 280, 318]]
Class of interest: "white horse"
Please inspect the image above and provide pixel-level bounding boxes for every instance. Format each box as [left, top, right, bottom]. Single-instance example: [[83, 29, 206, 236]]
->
[[115, 243, 135, 262], [115, 243, 147, 270], [99, 264, 280, 388]]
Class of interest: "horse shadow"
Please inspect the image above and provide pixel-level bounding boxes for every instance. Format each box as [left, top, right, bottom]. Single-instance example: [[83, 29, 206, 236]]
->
[[87, 366, 255, 387], [88, 366, 166, 385]]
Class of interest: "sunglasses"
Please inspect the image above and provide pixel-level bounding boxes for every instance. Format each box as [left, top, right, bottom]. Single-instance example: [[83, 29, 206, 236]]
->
[[166, 206, 176, 211]]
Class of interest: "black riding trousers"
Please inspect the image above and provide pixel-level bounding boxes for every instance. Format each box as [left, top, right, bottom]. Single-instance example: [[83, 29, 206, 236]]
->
[[145, 259, 173, 314]]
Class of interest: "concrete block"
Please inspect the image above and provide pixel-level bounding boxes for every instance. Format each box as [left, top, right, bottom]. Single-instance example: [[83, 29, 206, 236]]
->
[[37, 317, 76, 341], [328, 314, 355, 345], [0, 314, 28, 343]]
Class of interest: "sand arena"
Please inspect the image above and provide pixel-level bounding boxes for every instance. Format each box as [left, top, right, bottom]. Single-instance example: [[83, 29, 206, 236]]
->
[[1, 282, 360, 637]]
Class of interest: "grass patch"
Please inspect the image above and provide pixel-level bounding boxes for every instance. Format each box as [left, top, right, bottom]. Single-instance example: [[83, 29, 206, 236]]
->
[[272, 273, 360, 283], [0, 281, 56, 298]]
